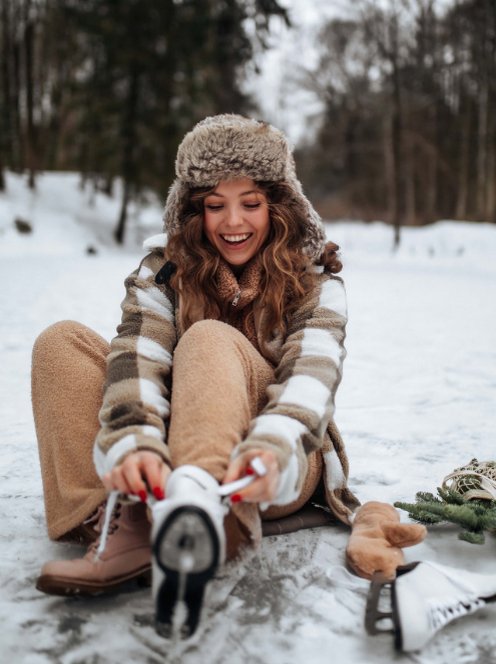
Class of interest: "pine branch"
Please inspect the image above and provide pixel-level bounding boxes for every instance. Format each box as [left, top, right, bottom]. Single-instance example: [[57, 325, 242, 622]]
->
[[394, 501, 446, 524], [479, 511, 496, 533], [459, 530, 485, 545], [396, 482, 496, 545], [437, 486, 467, 505], [443, 504, 480, 531], [416, 491, 442, 504]]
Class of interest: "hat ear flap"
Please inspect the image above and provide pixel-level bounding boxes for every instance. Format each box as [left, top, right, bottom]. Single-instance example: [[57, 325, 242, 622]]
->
[[163, 179, 191, 237]]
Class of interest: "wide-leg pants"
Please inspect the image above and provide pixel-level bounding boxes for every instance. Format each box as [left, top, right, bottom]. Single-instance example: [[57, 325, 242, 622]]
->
[[31, 320, 323, 556]]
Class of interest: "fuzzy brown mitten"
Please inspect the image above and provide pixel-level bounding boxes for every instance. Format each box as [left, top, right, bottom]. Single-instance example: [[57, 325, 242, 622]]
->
[[346, 501, 427, 580]]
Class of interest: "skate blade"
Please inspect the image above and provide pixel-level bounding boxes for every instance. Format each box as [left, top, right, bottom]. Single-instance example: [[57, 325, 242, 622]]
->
[[365, 571, 395, 636], [154, 507, 219, 640], [155, 573, 209, 641]]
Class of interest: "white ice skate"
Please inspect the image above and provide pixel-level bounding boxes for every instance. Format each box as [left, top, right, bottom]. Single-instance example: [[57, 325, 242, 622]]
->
[[151, 465, 229, 639], [366, 561, 496, 652]]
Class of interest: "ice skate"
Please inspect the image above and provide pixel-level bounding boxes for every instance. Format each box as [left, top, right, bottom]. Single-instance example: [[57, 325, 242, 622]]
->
[[366, 561, 496, 652], [151, 465, 228, 639]]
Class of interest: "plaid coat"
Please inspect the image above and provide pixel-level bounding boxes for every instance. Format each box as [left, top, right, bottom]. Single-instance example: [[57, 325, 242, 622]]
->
[[93, 234, 360, 525]]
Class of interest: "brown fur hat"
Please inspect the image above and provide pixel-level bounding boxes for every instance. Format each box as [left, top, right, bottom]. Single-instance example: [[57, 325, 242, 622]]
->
[[162, 114, 326, 261]]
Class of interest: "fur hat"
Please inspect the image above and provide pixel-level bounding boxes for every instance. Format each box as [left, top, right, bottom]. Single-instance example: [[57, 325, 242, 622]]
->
[[162, 114, 326, 261]]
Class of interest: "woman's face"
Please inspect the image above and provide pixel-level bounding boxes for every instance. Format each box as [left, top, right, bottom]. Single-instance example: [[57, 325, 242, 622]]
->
[[203, 178, 270, 268]]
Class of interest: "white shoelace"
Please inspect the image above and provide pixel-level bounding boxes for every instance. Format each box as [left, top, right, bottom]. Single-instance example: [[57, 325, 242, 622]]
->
[[94, 490, 120, 562], [428, 596, 486, 631]]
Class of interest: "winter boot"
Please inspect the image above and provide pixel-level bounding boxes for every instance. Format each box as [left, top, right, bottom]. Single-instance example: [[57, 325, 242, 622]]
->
[[366, 560, 496, 652], [36, 501, 151, 595], [151, 465, 228, 639]]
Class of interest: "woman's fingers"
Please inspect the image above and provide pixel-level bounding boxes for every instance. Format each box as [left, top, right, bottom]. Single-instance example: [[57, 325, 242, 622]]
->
[[109, 465, 134, 495], [222, 455, 245, 484], [121, 457, 148, 499], [223, 449, 280, 504], [101, 451, 170, 501], [141, 453, 167, 499], [236, 478, 277, 502], [161, 462, 172, 496]]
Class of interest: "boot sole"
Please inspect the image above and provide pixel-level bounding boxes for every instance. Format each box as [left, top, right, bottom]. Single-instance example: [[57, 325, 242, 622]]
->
[[153, 506, 219, 639], [36, 564, 152, 596]]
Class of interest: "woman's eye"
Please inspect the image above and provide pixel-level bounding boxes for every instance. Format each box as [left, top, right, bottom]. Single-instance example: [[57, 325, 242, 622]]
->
[[244, 203, 261, 210], [206, 204, 223, 211]]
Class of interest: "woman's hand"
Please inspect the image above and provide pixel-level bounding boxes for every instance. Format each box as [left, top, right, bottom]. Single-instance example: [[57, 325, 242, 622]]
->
[[102, 450, 171, 501], [222, 449, 280, 504]]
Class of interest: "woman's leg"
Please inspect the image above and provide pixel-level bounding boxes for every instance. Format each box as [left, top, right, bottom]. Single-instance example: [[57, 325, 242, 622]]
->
[[32, 320, 108, 541], [167, 319, 275, 558], [168, 320, 275, 479]]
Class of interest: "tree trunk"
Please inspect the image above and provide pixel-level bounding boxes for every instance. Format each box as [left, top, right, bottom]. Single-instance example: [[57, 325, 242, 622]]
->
[[1, 0, 13, 170], [113, 68, 139, 244], [404, 126, 416, 225], [425, 150, 437, 225], [486, 128, 495, 223], [344, 113, 357, 215], [12, 37, 23, 171], [103, 175, 113, 197], [456, 101, 470, 220], [24, 18, 36, 189], [391, 56, 402, 247], [114, 180, 131, 244], [425, 106, 437, 225], [383, 113, 396, 229], [476, 79, 488, 219]]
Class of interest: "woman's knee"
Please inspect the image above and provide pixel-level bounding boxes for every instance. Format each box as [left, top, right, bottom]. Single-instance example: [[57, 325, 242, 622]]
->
[[175, 320, 237, 358], [32, 320, 86, 364]]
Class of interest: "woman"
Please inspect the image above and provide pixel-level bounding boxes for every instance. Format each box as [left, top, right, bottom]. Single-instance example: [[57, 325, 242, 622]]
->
[[32, 114, 363, 637]]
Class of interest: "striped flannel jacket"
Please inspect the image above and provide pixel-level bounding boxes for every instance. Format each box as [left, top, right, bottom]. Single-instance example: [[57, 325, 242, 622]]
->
[[93, 234, 360, 523]]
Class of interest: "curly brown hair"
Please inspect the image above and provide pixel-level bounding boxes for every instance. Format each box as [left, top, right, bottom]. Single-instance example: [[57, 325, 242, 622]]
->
[[164, 181, 342, 344]]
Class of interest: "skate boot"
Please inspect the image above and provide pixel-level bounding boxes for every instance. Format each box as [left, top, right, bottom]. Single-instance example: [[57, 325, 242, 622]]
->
[[366, 560, 496, 652], [151, 465, 228, 639]]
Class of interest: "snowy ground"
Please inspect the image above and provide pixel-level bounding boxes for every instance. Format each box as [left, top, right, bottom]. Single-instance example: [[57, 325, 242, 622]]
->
[[1, 172, 496, 664]]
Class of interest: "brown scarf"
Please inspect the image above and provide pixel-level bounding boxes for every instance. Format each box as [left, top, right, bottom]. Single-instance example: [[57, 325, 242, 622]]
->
[[215, 258, 262, 352]]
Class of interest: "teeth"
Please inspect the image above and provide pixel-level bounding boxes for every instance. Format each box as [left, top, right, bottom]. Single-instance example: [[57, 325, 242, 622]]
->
[[221, 233, 251, 242]]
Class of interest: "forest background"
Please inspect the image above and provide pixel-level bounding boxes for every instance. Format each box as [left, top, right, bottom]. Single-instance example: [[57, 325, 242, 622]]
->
[[1, 0, 495, 246]]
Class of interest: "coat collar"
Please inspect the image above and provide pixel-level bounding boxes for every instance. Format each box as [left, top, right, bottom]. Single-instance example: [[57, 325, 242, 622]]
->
[[216, 258, 262, 310]]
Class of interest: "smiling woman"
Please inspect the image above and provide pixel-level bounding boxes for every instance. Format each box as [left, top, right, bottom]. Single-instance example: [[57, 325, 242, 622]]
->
[[31, 114, 362, 640]]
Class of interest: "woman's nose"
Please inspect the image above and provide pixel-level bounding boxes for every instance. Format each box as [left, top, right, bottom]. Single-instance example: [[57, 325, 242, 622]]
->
[[225, 205, 244, 227]]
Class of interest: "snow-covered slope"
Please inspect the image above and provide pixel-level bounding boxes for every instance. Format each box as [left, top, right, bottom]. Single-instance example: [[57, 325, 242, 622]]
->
[[1, 172, 495, 663], [0, 171, 163, 256]]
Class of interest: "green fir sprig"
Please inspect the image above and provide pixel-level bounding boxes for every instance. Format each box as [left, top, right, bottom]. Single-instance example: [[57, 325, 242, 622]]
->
[[395, 487, 496, 545]]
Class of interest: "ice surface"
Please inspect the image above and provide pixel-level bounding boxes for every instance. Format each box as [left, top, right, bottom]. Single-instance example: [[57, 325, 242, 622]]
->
[[1, 172, 495, 663]]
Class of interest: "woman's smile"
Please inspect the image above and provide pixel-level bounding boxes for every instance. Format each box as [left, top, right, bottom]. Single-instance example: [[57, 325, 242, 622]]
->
[[221, 232, 252, 245]]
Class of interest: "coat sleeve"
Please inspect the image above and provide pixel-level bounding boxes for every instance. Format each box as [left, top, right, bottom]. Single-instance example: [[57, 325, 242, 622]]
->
[[234, 271, 348, 506], [93, 249, 177, 478]]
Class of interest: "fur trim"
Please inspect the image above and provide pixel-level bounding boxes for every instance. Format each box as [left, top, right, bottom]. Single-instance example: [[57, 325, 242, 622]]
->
[[162, 114, 326, 261]]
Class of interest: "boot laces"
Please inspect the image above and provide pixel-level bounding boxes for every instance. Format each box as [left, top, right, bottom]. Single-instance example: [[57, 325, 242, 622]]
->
[[428, 596, 485, 631], [92, 490, 121, 561]]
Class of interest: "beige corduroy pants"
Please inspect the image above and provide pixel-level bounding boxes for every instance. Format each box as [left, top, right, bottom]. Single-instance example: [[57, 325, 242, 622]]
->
[[32, 319, 322, 556]]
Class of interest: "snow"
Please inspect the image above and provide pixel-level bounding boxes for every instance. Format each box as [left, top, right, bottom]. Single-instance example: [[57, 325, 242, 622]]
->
[[1, 171, 496, 663]]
